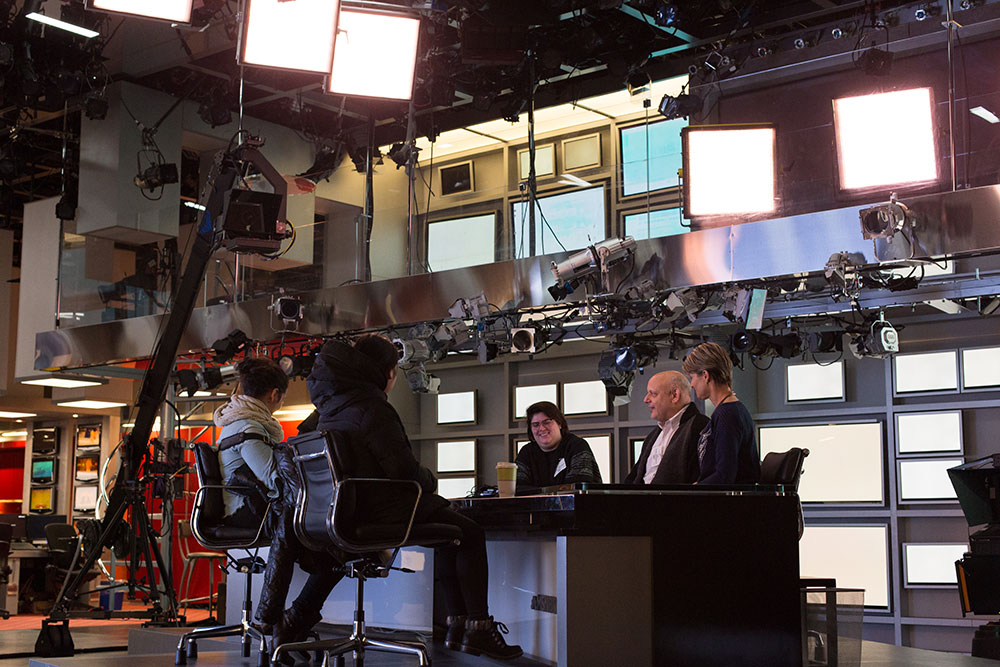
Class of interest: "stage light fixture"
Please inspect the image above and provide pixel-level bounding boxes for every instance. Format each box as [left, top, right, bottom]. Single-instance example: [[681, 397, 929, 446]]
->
[[849, 314, 899, 358], [87, 0, 193, 23], [404, 366, 440, 394], [510, 327, 548, 354], [241, 0, 340, 74], [625, 69, 651, 97], [614, 342, 658, 372], [833, 88, 937, 190], [549, 236, 636, 300], [859, 193, 913, 240], [598, 350, 635, 406], [326, 10, 420, 100], [732, 330, 802, 359], [682, 125, 776, 217], [657, 92, 702, 121], [211, 329, 250, 364]]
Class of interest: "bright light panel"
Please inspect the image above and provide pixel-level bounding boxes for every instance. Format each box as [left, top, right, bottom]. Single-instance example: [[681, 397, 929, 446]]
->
[[899, 458, 963, 501], [436, 392, 476, 425], [515, 439, 529, 453], [242, 0, 340, 74], [904, 543, 967, 586], [519, 144, 555, 180], [437, 440, 476, 473], [896, 411, 962, 454], [582, 435, 611, 483], [437, 476, 476, 499], [22, 377, 103, 388], [427, 213, 495, 272], [800, 525, 888, 607], [562, 380, 607, 416], [89, 0, 192, 22], [963, 347, 1000, 388], [631, 438, 644, 465], [0, 411, 37, 418], [786, 361, 845, 402], [894, 350, 958, 394], [57, 400, 127, 409], [759, 423, 883, 503], [685, 127, 775, 216], [327, 10, 420, 99], [834, 88, 937, 190], [514, 384, 558, 419]]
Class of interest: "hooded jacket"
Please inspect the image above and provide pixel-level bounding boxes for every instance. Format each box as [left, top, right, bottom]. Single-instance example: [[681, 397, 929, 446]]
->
[[307, 340, 449, 520]]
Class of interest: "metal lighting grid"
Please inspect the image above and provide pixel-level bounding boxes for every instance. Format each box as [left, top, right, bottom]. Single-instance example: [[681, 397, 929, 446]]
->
[[833, 87, 938, 191], [681, 124, 776, 217], [87, 0, 193, 23], [326, 10, 420, 100], [241, 0, 340, 74]]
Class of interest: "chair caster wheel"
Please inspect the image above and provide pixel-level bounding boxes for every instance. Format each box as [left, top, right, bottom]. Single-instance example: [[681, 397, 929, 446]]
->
[[175, 648, 187, 665], [187, 641, 198, 659]]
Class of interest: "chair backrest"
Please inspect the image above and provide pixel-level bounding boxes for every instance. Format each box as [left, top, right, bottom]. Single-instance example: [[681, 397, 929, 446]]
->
[[287, 430, 338, 552], [45, 523, 79, 570], [190, 442, 268, 550], [759, 447, 810, 490], [0, 522, 12, 561]]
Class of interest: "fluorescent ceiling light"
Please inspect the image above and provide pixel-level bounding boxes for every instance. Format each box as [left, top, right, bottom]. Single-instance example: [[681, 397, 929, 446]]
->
[[970, 106, 999, 124], [57, 400, 127, 409], [0, 411, 37, 418], [327, 10, 420, 100], [684, 126, 776, 216], [1, 431, 28, 438], [22, 376, 105, 389], [87, 0, 193, 23], [241, 0, 340, 74], [833, 88, 937, 190], [26, 12, 99, 38]]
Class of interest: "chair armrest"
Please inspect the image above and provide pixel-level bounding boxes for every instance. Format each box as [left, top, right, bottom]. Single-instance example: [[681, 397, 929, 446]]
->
[[331, 478, 422, 552]]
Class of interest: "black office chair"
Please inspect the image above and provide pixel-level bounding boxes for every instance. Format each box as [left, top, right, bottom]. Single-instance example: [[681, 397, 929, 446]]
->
[[272, 430, 462, 667], [44, 523, 99, 605], [0, 523, 12, 619], [760, 447, 810, 539], [175, 442, 271, 667]]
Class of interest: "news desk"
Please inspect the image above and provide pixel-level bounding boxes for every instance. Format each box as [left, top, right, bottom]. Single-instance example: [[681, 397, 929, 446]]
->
[[242, 486, 802, 667], [451, 485, 802, 667]]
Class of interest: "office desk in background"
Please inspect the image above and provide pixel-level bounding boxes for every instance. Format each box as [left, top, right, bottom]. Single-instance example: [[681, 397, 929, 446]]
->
[[6, 543, 48, 615], [453, 486, 802, 667]]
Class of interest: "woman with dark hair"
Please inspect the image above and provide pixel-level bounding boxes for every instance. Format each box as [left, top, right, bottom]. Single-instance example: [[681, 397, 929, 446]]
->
[[682, 341, 760, 484], [306, 335, 523, 661], [514, 401, 602, 494], [213, 357, 342, 659]]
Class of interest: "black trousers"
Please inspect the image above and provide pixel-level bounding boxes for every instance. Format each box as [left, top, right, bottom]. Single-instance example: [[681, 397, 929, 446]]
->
[[424, 506, 489, 620]]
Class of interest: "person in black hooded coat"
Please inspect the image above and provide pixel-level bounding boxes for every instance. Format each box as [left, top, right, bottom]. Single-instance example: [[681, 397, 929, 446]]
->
[[305, 335, 522, 661]]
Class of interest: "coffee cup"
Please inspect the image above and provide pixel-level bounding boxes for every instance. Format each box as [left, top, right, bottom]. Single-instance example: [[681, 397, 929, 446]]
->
[[496, 462, 517, 498]]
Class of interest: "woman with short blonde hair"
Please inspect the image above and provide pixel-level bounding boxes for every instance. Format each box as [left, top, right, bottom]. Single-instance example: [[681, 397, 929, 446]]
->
[[682, 341, 760, 484]]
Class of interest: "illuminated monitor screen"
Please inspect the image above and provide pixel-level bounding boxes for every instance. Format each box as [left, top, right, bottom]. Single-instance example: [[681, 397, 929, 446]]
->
[[759, 422, 884, 504], [562, 380, 608, 416], [76, 456, 99, 482], [77, 426, 100, 448], [896, 411, 963, 455], [33, 428, 58, 454], [903, 543, 968, 586], [513, 384, 558, 419], [800, 525, 889, 608], [29, 487, 55, 513], [894, 350, 958, 394], [898, 458, 963, 502], [74, 485, 98, 513], [963, 347, 1000, 389], [31, 459, 55, 485], [436, 391, 477, 425], [437, 476, 476, 500], [582, 435, 611, 483], [436, 440, 476, 474], [785, 361, 845, 402]]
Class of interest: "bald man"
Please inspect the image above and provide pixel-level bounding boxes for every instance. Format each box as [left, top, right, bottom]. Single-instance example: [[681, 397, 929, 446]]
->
[[624, 371, 710, 485]]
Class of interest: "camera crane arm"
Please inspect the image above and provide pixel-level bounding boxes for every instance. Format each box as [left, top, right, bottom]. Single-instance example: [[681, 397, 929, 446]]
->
[[39, 142, 286, 654]]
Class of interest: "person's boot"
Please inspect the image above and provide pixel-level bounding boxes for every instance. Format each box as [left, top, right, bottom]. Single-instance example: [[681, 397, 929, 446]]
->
[[273, 607, 320, 665], [444, 615, 466, 651], [460, 616, 523, 660]]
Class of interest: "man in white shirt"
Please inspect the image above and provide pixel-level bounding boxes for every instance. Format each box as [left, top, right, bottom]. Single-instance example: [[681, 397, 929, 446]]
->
[[623, 371, 709, 485]]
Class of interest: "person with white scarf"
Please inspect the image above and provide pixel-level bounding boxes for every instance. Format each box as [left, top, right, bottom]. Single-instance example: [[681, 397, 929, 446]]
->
[[215, 357, 287, 527]]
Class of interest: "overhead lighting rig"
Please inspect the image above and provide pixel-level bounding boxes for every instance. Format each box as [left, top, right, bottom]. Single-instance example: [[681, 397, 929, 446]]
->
[[849, 312, 899, 359], [549, 236, 636, 301], [174, 364, 238, 397]]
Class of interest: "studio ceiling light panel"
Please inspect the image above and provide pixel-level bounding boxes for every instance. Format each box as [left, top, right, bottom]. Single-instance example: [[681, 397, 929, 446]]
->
[[327, 10, 420, 100], [87, 0, 193, 23], [241, 0, 341, 74], [833, 87, 938, 190], [682, 125, 776, 217]]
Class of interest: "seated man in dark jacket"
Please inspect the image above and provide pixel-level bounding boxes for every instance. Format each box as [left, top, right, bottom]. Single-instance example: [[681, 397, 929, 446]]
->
[[515, 401, 601, 494], [624, 371, 709, 485], [306, 335, 522, 661]]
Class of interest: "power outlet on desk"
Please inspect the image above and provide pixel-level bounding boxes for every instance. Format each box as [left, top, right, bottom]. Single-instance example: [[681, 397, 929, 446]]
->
[[530, 594, 557, 614]]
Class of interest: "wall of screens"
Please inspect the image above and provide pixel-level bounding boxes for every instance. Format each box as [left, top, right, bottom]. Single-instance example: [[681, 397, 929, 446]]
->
[[511, 185, 607, 258], [800, 525, 889, 608]]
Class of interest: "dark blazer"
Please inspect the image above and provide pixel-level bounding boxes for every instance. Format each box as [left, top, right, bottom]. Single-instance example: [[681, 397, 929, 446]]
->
[[623, 403, 709, 485]]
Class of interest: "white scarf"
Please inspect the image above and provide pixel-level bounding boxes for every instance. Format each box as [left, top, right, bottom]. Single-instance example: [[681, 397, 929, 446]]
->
[[213, 394, 285, 443]]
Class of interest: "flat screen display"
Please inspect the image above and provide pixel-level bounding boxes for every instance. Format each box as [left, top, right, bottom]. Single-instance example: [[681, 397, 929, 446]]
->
[[562, 380, 607, 416], [437, 441, 476, 474], [74, 485, 98, 513], [903, 543, 968, 586], [436, 391, 477, 425], [963, 347, 1000, 389], [786, 361, 845, 402], [894, 350, 958, 394], [29, 487, 55, 513], [437, 476, 476, 500], [896, 411, 963, 455], [31, 459, 55, 485], [77, 425, 101, 448], [800, 525, 889, 608], [76, 455, 100, 482], [898, 458, 963, 502], [759, 422, 884, 504], [33, 428, 58, 454], [514, 384, 558, 419], [582, 434, 611, 483]]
